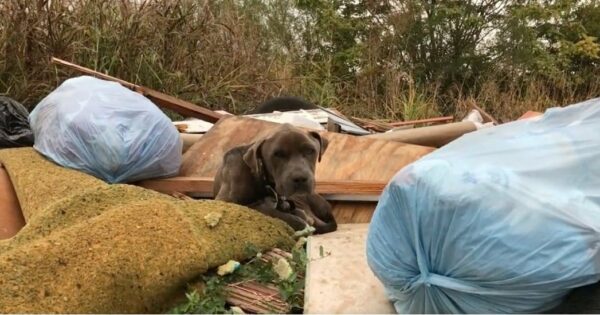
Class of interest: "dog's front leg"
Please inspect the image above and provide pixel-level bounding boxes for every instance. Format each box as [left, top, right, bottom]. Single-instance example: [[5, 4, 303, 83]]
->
[[247, 197, 309, 231]]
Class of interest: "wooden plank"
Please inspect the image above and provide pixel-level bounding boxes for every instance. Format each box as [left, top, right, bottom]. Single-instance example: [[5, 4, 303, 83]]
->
[[304, 224, 395, 314], [326, 117, 341, 133], [135, 177, 386, 202], [50, 57, 223, 123], [178, 116, 434, 223], [518, 111, 542, 120], [468, 100, 499, 125], [389, 115, 454, 127], [0, 163, 25, 239]]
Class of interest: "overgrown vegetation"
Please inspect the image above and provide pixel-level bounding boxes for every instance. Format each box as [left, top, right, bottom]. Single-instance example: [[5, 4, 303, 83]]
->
[[169, 245, 307, 314], [0, 0, 599, 121]]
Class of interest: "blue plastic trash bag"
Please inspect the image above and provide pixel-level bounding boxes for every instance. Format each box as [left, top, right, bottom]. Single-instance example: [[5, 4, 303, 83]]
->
[[29, 76, 182, 183], [366, 97, 600, 314]]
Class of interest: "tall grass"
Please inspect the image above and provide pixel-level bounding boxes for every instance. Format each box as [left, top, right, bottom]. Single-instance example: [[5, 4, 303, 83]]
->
[[1, 0, 598, 121]]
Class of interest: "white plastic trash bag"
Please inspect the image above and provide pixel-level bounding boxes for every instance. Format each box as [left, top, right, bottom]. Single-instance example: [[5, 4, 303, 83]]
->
[[366, 97, 600, 313], [29, 76, 182, 183]]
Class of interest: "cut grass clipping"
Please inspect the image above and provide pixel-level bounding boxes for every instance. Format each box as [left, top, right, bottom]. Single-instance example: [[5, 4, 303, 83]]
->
[[170, 244, 307, 314]]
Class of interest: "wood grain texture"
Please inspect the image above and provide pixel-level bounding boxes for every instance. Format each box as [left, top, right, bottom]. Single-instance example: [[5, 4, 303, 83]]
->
[[135, 176, 386, 202], [180, 116, 435, 223]]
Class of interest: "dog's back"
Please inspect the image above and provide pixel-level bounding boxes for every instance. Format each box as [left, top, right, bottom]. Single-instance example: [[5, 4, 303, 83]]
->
[[249, 96, 318, 114]]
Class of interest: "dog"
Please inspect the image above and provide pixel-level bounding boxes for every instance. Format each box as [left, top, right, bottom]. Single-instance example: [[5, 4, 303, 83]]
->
[[248, 96, 319, 114], [213, 123, 337, 234]]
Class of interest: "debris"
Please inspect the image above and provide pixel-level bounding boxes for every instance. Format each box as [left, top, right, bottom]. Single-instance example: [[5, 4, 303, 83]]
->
[[225, 280, 291, 314], [365, 121, 478, 147], [136, 177, 387, 202], [0, 163, 25, 240], [0, 97, 34, 149], [217, 260, 241, 276], [304, 224, 394, 314], [518, 110, 543, 120], [293, 237, 307, 250], [273, 258, 293, 281], [51, 57, 223, 122], [230, 306, 245, 314], [293, 225, 316, 238], [0, 148, 295, 314], [366, 97, 600, 313], [244, 108, 370, 135], [29, 75, 183, 184], [173, 119, 214, 134], [389, 116, 454, 127], [204, 212, 222, 228]]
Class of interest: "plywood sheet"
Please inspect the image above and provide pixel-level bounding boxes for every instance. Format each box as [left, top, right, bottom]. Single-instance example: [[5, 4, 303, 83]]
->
[[180, 116, 435, 223], [304, 224, 395, 314]]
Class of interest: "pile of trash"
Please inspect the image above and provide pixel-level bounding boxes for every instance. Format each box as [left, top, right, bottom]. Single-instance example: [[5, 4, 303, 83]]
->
[[2, 57, 600, 314]]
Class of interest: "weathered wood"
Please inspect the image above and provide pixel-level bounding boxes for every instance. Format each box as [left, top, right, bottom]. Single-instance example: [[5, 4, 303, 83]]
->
[[467, 100, 499, 125], [178, 116, 434, 223], [51, 57, 223, 122], [135, 177, 387, 202], [0, 163, 25, 239], [326, 117, 342, 133], [180, 133, 203, 154], [389, 115, 454, 127], [518, 111, 543, 120]]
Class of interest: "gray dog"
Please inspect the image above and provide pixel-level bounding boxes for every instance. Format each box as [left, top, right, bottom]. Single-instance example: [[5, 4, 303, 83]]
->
[[213, 123, 337, 234]]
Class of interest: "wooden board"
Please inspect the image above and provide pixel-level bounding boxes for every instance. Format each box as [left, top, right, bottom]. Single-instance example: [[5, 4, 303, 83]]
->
[[0, 163, 25, 239], [304, 224, 395, 314], [518, 111, 543, 120], [179, 116, 435, 223], [51, 57, 223, 122]]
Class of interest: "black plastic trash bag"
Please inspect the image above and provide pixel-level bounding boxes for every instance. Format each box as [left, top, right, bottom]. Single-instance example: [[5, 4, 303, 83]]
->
[[0, 97, 34, 148]]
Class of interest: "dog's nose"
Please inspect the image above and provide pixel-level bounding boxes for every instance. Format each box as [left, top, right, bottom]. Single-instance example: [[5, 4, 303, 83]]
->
[[293, 176, 308, 184]]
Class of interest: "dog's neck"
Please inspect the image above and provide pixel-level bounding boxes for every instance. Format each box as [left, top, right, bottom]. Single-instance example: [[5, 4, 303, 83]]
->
[[257, 157, 288, 206]]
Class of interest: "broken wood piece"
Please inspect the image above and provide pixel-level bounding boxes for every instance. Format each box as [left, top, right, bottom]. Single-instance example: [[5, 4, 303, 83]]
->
[[365, 121, 477, 147], [326, 117, 341, 133], [350, 117, 394, 132], [389, 115, 454, 127], [180, 133, 203, 154], [467, 100, 499, 125], [135, 176, 387, 201], [0, 163, 25, 239], [518, 111, 542, 120], [51, 57, 223, 123]]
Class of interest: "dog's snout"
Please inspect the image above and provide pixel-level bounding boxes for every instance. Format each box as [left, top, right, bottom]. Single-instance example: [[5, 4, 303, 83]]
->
[[293, 176, 308, 184]]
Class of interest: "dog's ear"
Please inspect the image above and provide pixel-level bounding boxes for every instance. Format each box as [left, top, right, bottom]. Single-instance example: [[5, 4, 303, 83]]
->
[[308, 131, 329, 162], [243, 139, 265, 178]]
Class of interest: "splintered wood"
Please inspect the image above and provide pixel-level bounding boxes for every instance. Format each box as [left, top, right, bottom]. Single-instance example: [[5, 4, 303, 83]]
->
[[225, 248, 299, 314]]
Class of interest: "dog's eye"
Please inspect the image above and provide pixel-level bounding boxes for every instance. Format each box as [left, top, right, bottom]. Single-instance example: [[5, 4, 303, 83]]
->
[[274, 150, 287, 158], [303, 148, 316, 156]]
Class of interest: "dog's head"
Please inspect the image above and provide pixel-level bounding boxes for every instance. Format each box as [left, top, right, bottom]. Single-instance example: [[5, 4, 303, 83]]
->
[[243, 124, 328, 198]]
